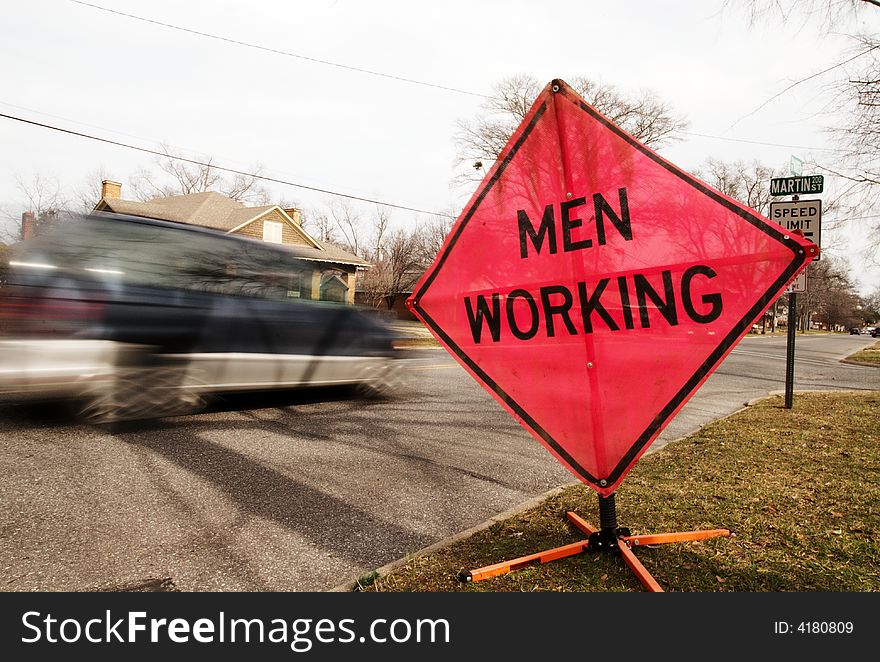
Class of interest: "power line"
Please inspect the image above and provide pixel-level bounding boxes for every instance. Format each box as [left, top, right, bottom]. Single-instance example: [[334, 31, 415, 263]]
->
[[0, 98, 291, 180], [681, 130, 847, 154], [69, 0, 488, 99], [2, 103, 861, 222], [13, 7, 871, 217], [69, 1, 863, 159], [729, 43, 880, 130], [0, 99, 215, 160], [2, 90, 859, 173], [0, 111, 451, 217]]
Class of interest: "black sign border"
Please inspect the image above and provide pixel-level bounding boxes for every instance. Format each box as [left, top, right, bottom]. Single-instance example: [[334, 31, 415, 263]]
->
[[412, 80, 811, 490]]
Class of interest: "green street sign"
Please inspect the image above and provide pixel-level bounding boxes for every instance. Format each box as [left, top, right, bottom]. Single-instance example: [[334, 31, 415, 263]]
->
[[770, 175, 824, 196]]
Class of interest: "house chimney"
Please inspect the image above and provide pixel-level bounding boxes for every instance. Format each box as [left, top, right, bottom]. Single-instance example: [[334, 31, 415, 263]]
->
[[21, 211, 35, 241], [101, 180, 122, 200], [284, 208, 302, 225]]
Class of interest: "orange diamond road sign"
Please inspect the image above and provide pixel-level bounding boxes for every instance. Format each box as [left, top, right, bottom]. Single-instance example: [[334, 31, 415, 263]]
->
[[407, 79, 816, 497]]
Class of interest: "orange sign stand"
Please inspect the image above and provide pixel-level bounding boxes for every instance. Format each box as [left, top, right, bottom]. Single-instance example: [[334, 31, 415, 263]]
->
[[459, 493, 730, 592]]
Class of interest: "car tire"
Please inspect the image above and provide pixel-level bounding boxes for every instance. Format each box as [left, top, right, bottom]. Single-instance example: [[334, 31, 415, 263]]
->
[[355, 360, 404, 398], [80, 355, 204, 425]]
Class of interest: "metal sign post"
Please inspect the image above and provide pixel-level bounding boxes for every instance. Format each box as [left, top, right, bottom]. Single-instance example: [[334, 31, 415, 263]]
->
[[771, 191, 820, 409], [785, 291, 797, 409]]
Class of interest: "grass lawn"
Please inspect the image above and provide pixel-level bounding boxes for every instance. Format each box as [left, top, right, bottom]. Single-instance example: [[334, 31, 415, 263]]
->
[[360, 391, 880, 592], [845, 341, 880, 366]]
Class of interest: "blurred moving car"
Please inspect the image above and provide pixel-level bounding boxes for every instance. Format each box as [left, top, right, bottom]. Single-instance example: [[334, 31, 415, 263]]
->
[[849, 327, 861, 335], [0, 212, 398, 422]]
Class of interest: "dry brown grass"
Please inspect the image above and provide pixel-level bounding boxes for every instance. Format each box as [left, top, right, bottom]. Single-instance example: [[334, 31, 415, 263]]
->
[[845, 341, 880, 366]]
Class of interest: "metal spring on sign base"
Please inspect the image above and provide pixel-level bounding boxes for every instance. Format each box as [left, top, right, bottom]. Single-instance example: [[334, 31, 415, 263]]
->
[[598, 493, 618, 531]]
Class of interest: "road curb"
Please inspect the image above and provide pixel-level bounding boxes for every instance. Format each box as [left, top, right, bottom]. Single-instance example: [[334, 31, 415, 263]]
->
[[749, 388, 873, 406], [329, 398, 763, 593], [328, 482, 578, 592], [741, 332, 837, 340], [328, 403, 754, 592], [840, 359, 880, 368], [328, 388, 875, 592]]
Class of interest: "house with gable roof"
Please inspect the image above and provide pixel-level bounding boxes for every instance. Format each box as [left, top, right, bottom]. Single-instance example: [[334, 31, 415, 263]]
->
[[93, 181, 369, 304]]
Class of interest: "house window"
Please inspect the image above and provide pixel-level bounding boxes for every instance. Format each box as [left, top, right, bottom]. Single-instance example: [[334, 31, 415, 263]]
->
[[263, 221, 283, 244], [287, 272, 302, 298]]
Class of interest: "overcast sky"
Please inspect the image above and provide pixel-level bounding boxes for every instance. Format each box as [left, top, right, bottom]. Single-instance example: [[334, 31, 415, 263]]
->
[[2, 0, 877, 293]]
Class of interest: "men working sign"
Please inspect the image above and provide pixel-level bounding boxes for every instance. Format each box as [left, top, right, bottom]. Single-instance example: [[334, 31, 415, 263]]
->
[[408, 79, 815, 497], [466, 187, 722, 344]]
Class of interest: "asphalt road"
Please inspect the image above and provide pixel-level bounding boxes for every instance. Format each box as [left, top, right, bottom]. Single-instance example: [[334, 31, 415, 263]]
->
[[655, 332, 880, 451], [1, 333, 877, 592]]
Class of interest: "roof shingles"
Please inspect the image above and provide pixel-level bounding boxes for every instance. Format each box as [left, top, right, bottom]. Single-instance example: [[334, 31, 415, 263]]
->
[[99, 192, 368, 267]]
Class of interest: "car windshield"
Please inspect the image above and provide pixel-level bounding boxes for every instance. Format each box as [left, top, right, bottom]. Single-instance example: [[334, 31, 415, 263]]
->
[[11, 215, 315, 301]]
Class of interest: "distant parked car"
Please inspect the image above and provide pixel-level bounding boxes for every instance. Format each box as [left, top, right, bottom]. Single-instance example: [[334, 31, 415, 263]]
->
[[850, 327, 861, 335], [0, 212, 399, 423]]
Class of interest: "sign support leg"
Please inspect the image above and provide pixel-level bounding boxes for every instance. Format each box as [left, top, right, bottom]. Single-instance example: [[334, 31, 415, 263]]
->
[[460, 492, 731, 591], [785, 291, 797, 409]]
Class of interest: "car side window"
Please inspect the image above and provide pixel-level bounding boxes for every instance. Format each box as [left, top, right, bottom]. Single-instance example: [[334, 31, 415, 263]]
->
[[177, 236, 312, 301], [16, 217, 314, 304]]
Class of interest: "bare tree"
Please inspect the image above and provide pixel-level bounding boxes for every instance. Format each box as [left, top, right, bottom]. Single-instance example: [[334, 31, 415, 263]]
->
[[695, 158, 779, 216], [0, 242, 11, 285], [324, 199, 366, 256], [826, 34, 880, 237], [453, 74, 688, 185], [791, 257, 863, 330], [696, 157, 793, 332], [358, 226, 422, 311], [733, 0, 878, 29], [73, 167, 115, 213], [300, 206, 340, 244], [863, 285, 880, 323], [412, 213, 454, 266], [1, 207, 20, 244], [730, 1, 880, 251], [369, 207, 391, 263], [130, 145, 271, 204], [1, 173, 71, 240], [0, 210, 16, 243], [305, 199, 432, 312], [15, 173, 67, 217]]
